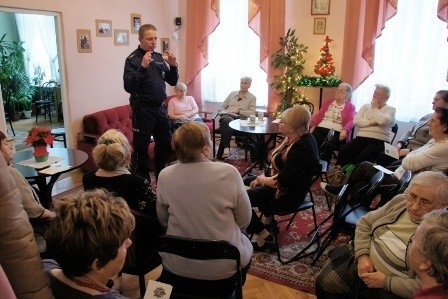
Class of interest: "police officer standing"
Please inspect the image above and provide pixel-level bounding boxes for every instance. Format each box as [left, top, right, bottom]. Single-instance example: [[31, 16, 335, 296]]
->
[[123, 24, 178, 181]]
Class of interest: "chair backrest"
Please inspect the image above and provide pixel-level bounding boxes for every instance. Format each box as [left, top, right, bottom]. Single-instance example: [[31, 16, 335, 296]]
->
[[156, 234, 242, 298], [332, 171, 384, 236], [378, 170, 412, 207], [390, 123, 399, 144], [319, 129, 335, 161]]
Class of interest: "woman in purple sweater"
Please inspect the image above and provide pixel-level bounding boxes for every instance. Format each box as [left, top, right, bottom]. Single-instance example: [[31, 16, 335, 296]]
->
[[310, 82, 356, 162]]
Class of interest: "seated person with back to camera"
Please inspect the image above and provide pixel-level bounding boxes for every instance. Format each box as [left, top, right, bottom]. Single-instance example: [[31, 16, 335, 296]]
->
[[216, 76, 256, 160], [244, 105, 319, 251], [316, 171, 448, 299], [167, 82, 204, 132]]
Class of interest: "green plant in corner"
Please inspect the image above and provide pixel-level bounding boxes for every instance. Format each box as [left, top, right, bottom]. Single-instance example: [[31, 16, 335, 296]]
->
[[0, 33, 35, 115], [271, 28, 309, 115]]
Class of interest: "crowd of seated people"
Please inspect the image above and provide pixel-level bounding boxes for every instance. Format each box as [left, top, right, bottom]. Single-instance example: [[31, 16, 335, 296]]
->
[[167, 81, 204, 132], [310, 82, 356, 162]]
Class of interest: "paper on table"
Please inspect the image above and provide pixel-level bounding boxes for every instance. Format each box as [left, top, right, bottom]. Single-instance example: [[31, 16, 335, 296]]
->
[[384, 142, 399, 159], [239, 119, 263, 127], [373, 164, 395, 175], [38, 163, 72, 175], [16, 156, 63, 169], [144, 280, 173, 298]]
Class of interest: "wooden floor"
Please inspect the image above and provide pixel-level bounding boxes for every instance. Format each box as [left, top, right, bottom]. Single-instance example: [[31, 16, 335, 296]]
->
[[52, 171, 316, 299]]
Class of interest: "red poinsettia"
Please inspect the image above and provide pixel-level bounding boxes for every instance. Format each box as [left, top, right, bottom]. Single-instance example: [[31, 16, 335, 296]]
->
[[314, 35, 336, 77], [25, 126, 54, 146]]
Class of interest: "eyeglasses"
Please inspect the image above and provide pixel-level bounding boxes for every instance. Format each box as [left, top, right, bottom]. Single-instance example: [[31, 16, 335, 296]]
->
[[405, 191, 435, 209]]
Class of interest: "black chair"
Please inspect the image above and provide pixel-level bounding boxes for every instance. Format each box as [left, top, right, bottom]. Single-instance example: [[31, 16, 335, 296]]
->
[[317, 129, 336, 210], [120, 209, 163, 297], [156, 234, 242, 299], [312, 171, 384, 264], [390, 122, 399, 144], [376, 169, 412, 208], [35, 80, 56, 123]]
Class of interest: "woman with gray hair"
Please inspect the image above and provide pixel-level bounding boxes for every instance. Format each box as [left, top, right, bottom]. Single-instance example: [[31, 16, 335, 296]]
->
[[408, 209, 448, 298], [310, 82, 356, 162], [83, 129, 157, 217], [316, 171, 448, 298], [245, 105, 319, 250], [167, 82, 203, 131]]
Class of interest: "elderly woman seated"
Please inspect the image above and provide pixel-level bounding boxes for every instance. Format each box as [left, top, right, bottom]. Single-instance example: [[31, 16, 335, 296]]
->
[[156, 122, 253, 292], [245, 105, 319, 250], [321, 107, 448, 196], [0, 130, 54, 220], [407, 209, 448, 298], [310, 82, 356, 162], [43, 189, 134, 298], [315, 171, 448, 299], [83, 129, 157, 217], [167, 82, 203, 131]]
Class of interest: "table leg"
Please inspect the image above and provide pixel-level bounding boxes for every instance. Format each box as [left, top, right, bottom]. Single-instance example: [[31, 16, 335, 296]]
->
[[33, 174, 62, 209], [241, 134, 277, 177]]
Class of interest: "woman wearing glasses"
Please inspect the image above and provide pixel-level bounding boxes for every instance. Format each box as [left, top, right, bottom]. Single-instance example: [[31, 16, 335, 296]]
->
[[310, 82, 356, 162], [316, 171, 448, 298]]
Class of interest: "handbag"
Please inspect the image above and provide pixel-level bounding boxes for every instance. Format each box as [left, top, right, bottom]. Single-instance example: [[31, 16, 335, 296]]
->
[[326, 165, 346, 185]]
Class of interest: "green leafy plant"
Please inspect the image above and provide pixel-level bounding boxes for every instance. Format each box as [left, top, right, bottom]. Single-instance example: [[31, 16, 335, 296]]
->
[[0, 33, 35, 114], [271, 29, 310, 114]]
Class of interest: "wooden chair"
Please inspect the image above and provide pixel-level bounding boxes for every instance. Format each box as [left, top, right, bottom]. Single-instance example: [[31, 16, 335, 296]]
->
[[35, 80, 57, 123], [120, 209, 164, 297], [156, 234, 242, 299]]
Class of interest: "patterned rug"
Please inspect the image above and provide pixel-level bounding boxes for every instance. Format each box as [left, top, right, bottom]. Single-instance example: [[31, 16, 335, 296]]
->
[[53, 144, 350, 295]]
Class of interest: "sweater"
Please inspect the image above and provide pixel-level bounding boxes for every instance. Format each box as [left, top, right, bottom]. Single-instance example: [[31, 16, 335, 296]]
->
[[354, 103, 396, 142], [355, 194, 420, 298], [156, 160, 253, 280], [401, 139, 448, 173]]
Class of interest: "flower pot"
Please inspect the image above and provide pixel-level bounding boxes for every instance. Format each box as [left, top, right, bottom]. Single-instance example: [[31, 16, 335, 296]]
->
[[23, 110, 32, 119], [33, 143, 49, 162]]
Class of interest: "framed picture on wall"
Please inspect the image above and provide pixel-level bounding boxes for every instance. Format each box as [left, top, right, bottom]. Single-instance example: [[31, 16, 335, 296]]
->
[[76, 29, 92, 53], [313, 18, 326, 35], [131, 13, 141, 34], [161, 38, 170, 53], [311, 0, 330, 15], [114, 29, 129, 46], [95, 19, 112, 37]]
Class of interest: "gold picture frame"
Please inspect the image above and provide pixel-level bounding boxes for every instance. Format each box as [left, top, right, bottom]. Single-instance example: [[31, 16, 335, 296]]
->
[[114, 29, 129, 46], [311, 0, 330, 15], [161, 38, 170, 53], [76, 29, 92, 53], [95, 19, 112, 37], [313, 18, 326, 35], [131, 13, 141, 34]]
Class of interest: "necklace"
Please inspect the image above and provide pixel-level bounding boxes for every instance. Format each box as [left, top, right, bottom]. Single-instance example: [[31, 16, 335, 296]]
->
[[73, 278, 112, 293]]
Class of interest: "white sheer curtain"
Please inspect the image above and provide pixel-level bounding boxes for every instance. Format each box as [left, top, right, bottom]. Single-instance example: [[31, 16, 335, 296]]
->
[[352, 0, 448, 122], [201, 0, 268, 107], [15, 14, 58, 84]]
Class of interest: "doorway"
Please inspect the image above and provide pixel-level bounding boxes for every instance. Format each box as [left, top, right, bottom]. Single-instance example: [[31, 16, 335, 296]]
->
[[0, 8, 67, 150]]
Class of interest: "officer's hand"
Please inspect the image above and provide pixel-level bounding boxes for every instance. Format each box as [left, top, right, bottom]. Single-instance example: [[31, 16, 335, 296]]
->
[[141, 52, 153, 68], [164, 51, 177, 66]]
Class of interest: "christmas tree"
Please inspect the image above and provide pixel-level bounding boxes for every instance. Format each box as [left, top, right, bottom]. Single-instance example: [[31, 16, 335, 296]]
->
[[271, 29, 309, 114], [314, 36, 336, 77]]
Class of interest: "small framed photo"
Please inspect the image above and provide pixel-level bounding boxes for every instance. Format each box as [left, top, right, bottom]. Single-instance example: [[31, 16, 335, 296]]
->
[[313, 18, 326, 35], [76, 29, 92, 53], [161, 38, 170, 53], [131, 13, 141, 34], [95, 19, 112, 37], [114, 29, 129, 46], [311, 0, 330, 15]]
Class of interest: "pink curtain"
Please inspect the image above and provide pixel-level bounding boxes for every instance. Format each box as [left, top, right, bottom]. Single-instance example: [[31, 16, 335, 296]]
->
[[185, 0, 220, 104], [248, 0, 285, 113], [340, 0, 397, 89], [439, 0, 448, 81]]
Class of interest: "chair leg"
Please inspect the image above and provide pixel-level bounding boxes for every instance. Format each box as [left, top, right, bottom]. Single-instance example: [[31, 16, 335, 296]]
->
[[139, 274, 146, 298]]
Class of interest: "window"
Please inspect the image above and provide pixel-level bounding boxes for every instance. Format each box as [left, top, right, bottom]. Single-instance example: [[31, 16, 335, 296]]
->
[[352, 0, 448, 122], [201, 0, 268, 107]]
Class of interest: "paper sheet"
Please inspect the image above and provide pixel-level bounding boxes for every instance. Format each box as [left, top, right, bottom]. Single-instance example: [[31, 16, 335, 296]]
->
[[16, 156, 64, 169], [144, 280, 173, 298], [239, 119, 264, 127], [38, 163, 72, 175], [373, 164, 395, 175], [384, 142, 399, 159]]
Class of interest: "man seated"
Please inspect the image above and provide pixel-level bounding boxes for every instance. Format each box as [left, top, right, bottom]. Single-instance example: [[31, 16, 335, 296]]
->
[[408, 209, 448, 298], [315, 171, 448, 299], [216, 76, 256, 160]]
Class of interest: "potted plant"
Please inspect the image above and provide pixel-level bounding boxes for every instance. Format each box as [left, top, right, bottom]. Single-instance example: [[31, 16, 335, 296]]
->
[[0, 33, 34, 119], [19, 96, 32, 118]]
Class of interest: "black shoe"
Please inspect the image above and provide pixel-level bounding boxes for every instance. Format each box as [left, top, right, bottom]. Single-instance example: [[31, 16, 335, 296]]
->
[[251, 234, 275, 252], [320, 182, 343, 196]]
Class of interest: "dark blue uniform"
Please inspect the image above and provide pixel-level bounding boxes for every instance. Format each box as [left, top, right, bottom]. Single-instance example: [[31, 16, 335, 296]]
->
[[123, 46, 178, 181]]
